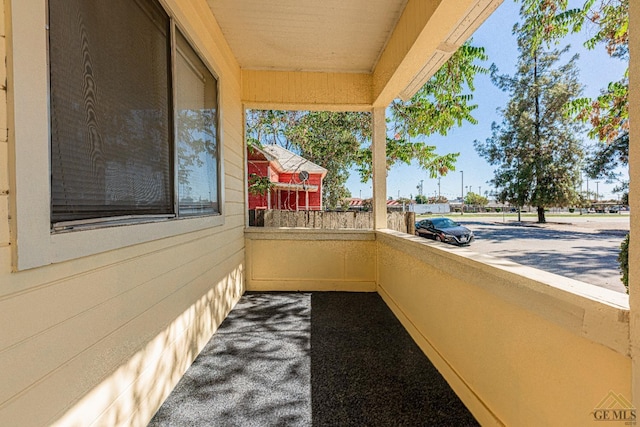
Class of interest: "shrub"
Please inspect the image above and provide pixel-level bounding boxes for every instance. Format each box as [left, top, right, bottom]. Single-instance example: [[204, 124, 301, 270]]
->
[[619, 234, 629, 294]]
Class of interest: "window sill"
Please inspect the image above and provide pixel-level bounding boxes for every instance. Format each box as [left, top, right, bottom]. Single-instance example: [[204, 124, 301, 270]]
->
[[16, 214, 224, 271]]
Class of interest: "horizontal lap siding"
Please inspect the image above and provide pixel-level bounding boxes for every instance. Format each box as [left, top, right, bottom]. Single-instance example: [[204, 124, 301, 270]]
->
[[0, 1, 246, 426]]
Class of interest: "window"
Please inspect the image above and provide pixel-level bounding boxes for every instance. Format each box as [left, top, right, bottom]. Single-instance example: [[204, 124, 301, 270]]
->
[[175, 31, 220, 217], [48, 0, 220, 227], [7, 0, 225, 269]]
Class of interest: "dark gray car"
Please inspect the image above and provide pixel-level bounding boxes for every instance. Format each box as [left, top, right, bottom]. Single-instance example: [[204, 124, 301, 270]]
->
[[415, 217, 474, 246]]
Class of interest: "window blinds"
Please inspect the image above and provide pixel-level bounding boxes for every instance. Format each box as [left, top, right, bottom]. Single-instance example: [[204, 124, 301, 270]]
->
[[49, 0, 173, 222]]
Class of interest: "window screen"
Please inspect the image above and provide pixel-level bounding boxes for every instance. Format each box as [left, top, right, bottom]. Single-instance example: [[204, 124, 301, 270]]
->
[[49, 0, 172, 222], [175, 31, 220, 216]]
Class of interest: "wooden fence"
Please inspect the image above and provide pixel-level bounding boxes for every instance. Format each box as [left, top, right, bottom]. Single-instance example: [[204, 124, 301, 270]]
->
[[249, 210, 416, 234]]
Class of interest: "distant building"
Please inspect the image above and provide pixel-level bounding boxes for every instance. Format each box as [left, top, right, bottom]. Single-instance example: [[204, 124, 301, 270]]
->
[[347, 198, 408, 212], [411, 203, 450, 214], [247, 145, 327, 211]]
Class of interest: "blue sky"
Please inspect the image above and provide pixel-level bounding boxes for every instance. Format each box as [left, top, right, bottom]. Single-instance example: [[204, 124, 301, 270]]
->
[[346, 0, 629, 202]]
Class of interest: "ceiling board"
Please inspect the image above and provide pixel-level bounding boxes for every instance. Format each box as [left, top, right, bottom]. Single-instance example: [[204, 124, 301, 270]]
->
[[207, 0, 409, 73]]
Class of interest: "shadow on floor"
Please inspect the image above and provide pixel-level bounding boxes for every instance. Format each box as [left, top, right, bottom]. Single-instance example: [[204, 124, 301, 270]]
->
[[148, 292, 478, 426]]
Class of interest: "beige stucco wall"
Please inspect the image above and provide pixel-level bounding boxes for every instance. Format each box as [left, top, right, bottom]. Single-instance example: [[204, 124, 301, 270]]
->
[[245, 228, 376, 291], [0, 1, 246, 426], [245, 228, 631, 425], [377, 230, 631, 427]]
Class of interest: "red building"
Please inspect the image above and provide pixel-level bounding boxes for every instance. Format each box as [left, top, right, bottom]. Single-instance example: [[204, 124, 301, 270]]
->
[[248, 145, 327, 211]]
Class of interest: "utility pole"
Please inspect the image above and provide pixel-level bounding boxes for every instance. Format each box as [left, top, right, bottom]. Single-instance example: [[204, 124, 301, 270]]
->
[[460, 171, 464, 215], [586, 176, 589, 203], [595, 181, 600, 203], [438, 177, 441, 199]]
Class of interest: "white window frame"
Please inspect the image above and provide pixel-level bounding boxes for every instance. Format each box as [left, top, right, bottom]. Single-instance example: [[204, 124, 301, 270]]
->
[[7, 0, 225, 270]]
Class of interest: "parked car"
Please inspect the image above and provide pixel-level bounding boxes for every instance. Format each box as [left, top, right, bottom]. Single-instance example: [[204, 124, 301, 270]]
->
[[415, 217, 474, 246]]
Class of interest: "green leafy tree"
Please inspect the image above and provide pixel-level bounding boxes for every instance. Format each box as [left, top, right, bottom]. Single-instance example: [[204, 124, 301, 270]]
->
[[248, 173, 275, 196], [388, 44, 489, 140], [475, 11, 585, 223], [464, 192, 489, 206], [246, 42, 488, 210], [520, 0, 629, 196], [284, 111, 370, 210], [245, 110, 302, 149], [415, 194, 429, 204], [583, 132, 628, 194]]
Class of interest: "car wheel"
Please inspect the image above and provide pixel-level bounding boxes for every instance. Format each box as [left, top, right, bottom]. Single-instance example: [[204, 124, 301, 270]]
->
[[435, 235, 443, 242]]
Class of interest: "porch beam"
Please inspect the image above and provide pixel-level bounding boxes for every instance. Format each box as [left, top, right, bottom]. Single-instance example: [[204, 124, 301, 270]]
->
[[242, 70, 372, 111], [372, 107, 387, 229], [372, 0, 502, 107]]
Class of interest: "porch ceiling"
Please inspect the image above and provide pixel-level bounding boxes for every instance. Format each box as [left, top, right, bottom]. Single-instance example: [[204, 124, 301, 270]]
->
[[206, 0, 503, 109], [205, 0, 408, 74]]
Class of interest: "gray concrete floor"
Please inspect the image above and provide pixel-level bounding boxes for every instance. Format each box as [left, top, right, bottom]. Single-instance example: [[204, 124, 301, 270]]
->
[[148, 292, 479, 426]]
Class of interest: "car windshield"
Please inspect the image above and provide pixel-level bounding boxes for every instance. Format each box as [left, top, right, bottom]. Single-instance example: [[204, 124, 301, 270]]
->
[[432, 218, 458, 229]]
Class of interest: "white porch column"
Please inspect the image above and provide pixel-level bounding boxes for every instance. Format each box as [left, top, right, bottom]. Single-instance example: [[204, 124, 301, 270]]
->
[[629, 0, 640, 410], [372, 107, 387, 229]]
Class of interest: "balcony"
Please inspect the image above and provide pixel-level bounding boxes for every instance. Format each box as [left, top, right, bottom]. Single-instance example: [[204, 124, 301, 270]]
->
[[150, 227, 630, 425], [2, 1, 636, 426], [149, 292, 478, 425]]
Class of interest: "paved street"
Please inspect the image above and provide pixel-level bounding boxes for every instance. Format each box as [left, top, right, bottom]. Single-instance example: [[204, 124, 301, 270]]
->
[[449, 215, 629, 293]]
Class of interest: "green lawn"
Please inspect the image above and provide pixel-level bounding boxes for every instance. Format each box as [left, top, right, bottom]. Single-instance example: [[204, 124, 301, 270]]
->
[[415, 211, 626, 219]]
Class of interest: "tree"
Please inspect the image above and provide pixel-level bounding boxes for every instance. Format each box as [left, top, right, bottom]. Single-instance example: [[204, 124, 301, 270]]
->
[[583, 132, 628, 194], [248, 173, 275, 196], [474, 11, 585, 223], [464, 192, 488, 207], [283, 111, 370, 210], [246, 42, 489, 210], [415, 194, 429, 204], [520, 0, 629, 194], [568, 0, 629, 198]]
